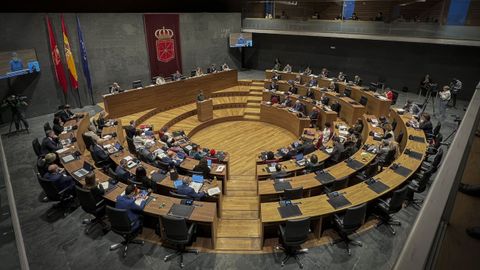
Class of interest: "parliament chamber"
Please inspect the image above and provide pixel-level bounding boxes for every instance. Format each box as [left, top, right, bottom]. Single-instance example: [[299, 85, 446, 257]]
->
[[2, 5, 480, 270]]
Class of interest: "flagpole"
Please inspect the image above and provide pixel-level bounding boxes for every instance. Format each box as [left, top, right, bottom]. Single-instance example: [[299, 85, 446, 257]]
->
[[77, 88, 83, 107]]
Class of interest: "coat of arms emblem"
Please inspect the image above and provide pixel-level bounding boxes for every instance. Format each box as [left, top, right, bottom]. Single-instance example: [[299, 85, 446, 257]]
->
[[155, 27, 175, 63]]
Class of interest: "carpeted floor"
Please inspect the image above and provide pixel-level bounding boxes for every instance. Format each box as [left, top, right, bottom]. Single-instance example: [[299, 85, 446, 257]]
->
[[0, 70, 467, 270]]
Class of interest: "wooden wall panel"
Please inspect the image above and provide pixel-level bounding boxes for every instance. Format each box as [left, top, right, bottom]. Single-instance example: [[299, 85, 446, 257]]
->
[[103, 70, 238, 118]]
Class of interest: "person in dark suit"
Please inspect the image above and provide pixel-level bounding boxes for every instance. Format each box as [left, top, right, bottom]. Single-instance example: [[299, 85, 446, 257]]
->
[[280, 96, 293, 107], [271, 164, 288, 179], [353, 118, 364, 134], [115, 184, 146, 232], [320, 93, 329, 106], [330, 137, 345, 163], [293, 100, 306, 115], [309, 107, 319, 127], [177, 179, 205, 200], [305, 88, 315, 99], [419, 113, 433, 136], [125, 120, 137, 139], [52, 117, 64, 136], [305, 154, 320, 173], [268, 80, 279, 91], [41, 130, 63, 155], [44, 164, 75, 194], [84, 172, 105, 204], [115, 159, 133, 182], [330, 101, 341, 114], [287, 81, 298, 95], [307, 77, 318, 87], [135, 166, 155, 192], [37, 153, 57, 176], [91, 139, 111, 164], [320, 68, 329, 78], [58, 104, 75, 122], [192, 158, 211, 178]]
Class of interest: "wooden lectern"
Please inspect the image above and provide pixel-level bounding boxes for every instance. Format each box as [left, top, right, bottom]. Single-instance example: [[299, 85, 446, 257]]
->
[[197, 99, 213, 122]]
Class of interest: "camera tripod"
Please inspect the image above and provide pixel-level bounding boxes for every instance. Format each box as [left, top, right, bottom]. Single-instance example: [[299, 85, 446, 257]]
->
[[6, 112, 29, 137], [420, 88, 437, 116]]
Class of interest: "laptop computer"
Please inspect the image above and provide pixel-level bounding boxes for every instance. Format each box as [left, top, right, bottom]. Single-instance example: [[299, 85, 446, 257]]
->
[[61, 154, 75, 163], [73, 161, 94, 178], [108, 142, 123, 154]]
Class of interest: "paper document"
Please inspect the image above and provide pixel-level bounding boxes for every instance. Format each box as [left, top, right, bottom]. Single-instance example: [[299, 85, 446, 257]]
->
[[207, 187, 221, 196], [189, 182, 203, 193], [215, 165, 225, 173], [100, 182, 109, 189]]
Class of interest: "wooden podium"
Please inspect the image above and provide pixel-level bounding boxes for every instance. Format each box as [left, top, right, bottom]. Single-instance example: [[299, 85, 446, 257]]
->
[[197, 99, 213, 122]]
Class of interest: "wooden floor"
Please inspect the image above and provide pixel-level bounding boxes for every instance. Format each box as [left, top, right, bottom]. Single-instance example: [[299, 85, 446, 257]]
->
[[190, 121, 297, 176]]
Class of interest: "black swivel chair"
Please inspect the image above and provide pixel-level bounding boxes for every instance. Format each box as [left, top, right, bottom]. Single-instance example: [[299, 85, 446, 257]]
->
[[169, 190, 192, 200], [32, 138, 42, 157], [43, 122, 52, 132], [160, 215, 198, 268], [357, 160, 379, 181], [375, 185, 409, 235], [324, 177, 348, 193], [379, 149, 396, 171], [406, 169, 433, 210], [36, 173, 75, 217], [283, 187, 303, 200], [107, 167, 120, 181], [421, 147, 443, 174], [427, 133, 443, 156], [75, 186, 107, 234], [82, 134, 94, 150], [106, 206, 144, 257], [395, 131, 404, 144], [331, 203, 367, 255], [126, 136, 137, 155], [89, 145, 111, 168], [276, 217, 310, 268]]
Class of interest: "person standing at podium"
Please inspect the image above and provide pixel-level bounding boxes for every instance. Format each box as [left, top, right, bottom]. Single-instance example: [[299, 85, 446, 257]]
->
[[196, 90, 206, 102]]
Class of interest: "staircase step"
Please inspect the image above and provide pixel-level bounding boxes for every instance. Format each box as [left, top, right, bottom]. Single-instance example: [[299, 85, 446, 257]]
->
[[222, 196, 259, 211], [246, 103, 260, 108], [244, 115, 260, 120], [247, 96, 263, 101], [244, 108, 260, 114], [217, 219, 261, 238], [222, 210, 259, 220], [249, 92, 263, 97], [227, 180, 257, 191], [215, 237, 262, 251], [227, 190, 258, 196]]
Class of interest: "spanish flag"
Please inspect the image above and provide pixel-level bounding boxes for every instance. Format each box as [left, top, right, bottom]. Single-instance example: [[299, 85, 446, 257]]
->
[[61, 15, 79, 90]]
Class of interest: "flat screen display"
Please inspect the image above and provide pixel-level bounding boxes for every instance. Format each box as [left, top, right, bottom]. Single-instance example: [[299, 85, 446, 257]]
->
[[0, 49, 40, 80], [229, 33, 253, 48]]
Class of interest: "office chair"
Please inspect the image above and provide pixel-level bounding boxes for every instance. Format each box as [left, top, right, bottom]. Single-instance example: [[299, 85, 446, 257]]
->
[[302, 144, 316, 155], [276, 217, 310, 268], [106, 206, 144, 257], [426, 133, 443, 156], [406, 169, 433, 210], [283, 187, 303, 200], [32, 138, 42, 157], [306, 162, 324, 173], [169, 190, 192, 200], [356, 160, 379, 181], [395, 131, 404, 144], [331, 203, 367, 255], [421, 147, 443, 174], [107, 167, 120, 181], [36, 173, 75, 217], [89, 145, 111, 169], [43, 122, 52, 132], [75, 186, 107, 234], [160, 215, 198, 268], [82, 134, 94, 150], [426, 122, 441, 141], [378, 149, 396, 171], [374, 185, 409, 235], [324, 177, 348, 193], [391, 91, 399, 105], [126, 136, 137, 155], [156, 160, 171, 171]]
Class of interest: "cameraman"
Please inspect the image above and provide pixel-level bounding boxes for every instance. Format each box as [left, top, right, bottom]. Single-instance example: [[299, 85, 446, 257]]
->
[[449, 78, 462, 108], [1, 94, 29, 131]]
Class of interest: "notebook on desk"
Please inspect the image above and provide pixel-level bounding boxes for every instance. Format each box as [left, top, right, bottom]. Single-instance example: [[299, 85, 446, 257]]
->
[[315, 171, 335, 184], [273, 181, 292, 192], [151, 172, 167, 183], [327, 194, 352, 209], [73, 162, 94, 178], [168, 203, 194, 219], [367, 179, 390, 194], [392, 165, 412, 177], [61, 154, 75, 163], [277, 204, 302, 219], [345, 159, 364, 170], [189, 182, 203, 193]]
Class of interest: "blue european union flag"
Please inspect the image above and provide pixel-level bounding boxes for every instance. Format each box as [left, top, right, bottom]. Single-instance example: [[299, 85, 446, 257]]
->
[[76, 16, 94, 104]]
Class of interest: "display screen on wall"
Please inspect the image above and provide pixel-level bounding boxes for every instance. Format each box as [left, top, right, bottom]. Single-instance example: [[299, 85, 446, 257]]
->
[[0, 49, 40, 80], [229, 33, 253, 48]]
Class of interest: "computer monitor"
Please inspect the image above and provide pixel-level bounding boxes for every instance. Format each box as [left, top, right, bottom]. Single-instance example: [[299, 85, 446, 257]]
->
[[360, 96, 368, 106], [132, 80, 142, 88], [344, 88, 352, 97], [295, 153, 304, 161]]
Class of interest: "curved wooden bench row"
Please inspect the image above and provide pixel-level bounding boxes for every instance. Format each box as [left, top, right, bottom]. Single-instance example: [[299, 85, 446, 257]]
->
[[57, 113, 220, 249], [260, 109, 427, 243]]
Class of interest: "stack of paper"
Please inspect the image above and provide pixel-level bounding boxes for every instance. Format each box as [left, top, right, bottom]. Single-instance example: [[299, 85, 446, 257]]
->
[[207, 187, 221, 196]]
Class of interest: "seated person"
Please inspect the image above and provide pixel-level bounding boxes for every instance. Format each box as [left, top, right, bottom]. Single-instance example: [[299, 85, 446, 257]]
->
[[109, 82, 121, 94], [383, 124, 394, 140], [292, 100, 306, 115], [155, 76, 166, 85], [320, 68, 329, 78], [115, 158, 133, 182], [52, 117, 64, 136], [354, 132, 363, 152], [353, 118, 364, 134], [384, 88, 394, 101], [328, 81, 338, 92], [318, 122, 334, 146], [125, 120, 137, 139], [160, 134, 175, 147], [330, 137, 345, 163], [271, 164, 288, 179], [91, 138, 113, 165], [195, 67, 204, 76], [96, 111, 107, 131], [305, 154, 320, 173], [280, 96, 293, 107], [221, 63, 230, 71], [320, 93, 329, 106], [419, 113, 433, 135], [189, 144, 207, 160], [115, 184, 147, 232], [209, 64, 217, 73], [378, 116, 389, 130], [272, 71, 281, 81], [58, 104, 75, 122], [307, 77, 318, 87], [41, 130, 63, 155], [353, 75, 362, 86], [172, 70, 183, 81], [287, 81, 298, 95], [376, 139, 392, 164], [305, 88, 315, 99], [283, 64, 292, 73], [135, 166, 155, 192], [330, 101, 341, 114], [44, 164, 75, 194], [196, 90, 206, 102], [84, 125, 101, 143], [177, 179, 206, 200], [270, 94, 280, 104], [133, 130, 149, 150], [294, 74, 302, 85], [309, 107, 319, 127], [161, 150, 183, 167], [193, 157, 211, 178], [337, 72, 346, 82], [37, 153, 57, 176], [84, 172, 105, 204], [268, 79, 279, 91], [404, 100, 421, 116], [303, 66, 312, 76], [343, 140, 357, 157]]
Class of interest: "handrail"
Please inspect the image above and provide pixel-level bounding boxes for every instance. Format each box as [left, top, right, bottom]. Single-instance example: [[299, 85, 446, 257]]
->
[[394, 81, 480, 270], [0, 137, 30, 270]]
